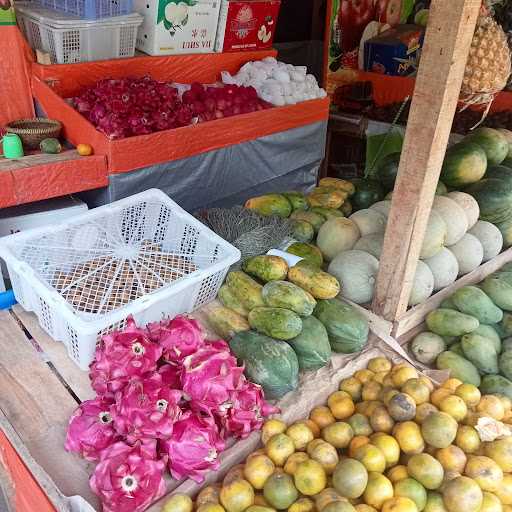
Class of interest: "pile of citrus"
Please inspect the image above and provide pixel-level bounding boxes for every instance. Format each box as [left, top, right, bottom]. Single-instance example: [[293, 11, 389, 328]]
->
[[163, 357, 512, 512]]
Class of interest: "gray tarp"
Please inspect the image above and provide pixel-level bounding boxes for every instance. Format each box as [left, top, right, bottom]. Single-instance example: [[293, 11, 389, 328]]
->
[[81, 120, 327, 212]]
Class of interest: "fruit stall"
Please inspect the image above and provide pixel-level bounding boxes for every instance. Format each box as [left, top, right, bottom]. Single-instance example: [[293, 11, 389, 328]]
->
[[4, 0, 512, 512]]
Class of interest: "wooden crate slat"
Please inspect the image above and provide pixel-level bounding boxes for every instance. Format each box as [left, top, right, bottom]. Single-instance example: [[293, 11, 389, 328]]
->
[[11, 306, 94, 403], [0, 310, 98, 507], [393, 247, 512, 337]]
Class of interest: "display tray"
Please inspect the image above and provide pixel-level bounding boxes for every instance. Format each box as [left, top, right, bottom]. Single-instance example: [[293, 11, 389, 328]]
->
[[0, 302, 411, 511], [30, 49, 330, 174], [0, 150, 108, 208]]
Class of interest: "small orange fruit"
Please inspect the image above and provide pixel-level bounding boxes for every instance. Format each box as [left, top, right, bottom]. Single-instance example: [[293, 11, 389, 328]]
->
[[77, 143, 93, 156]]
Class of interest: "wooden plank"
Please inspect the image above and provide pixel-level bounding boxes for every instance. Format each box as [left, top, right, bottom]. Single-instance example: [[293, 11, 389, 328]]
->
[[0, 310, 99, 507], [372, 0, 481, 321], [393, 247, 512, 337], [11, 306, 94, 402], [0, 150, 87, 172]]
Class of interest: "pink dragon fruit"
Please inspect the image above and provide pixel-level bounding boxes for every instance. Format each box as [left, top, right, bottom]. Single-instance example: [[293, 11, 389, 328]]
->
[[181, 345, 244, 415], [147, 316, 204, 364], [161, 412, 225, 482], [158, 363, 181, 389], [112, 372, 183, 443], [65, 398, 118, 461], [90, 439, 166, 512], [222, 380, 280, 439], [90, 317, 162, 398]]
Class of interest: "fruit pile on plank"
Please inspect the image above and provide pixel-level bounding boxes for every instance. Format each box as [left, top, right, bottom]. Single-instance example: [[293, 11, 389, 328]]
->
[[64, 316, 279, 512], [205, 255, 370, 400], [410, 264, 512, 398], [163, 356, 512, 512]]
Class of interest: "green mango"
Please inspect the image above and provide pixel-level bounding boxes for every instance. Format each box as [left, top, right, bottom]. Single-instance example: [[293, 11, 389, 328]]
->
[[436, 351, 481, 386], [461, 332, 499, 374], [452, 286, 503, 324], [426, 309, 479, 337]]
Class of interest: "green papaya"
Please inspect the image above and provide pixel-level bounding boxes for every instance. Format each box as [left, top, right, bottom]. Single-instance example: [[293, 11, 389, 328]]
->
[[482, 273, 512, 311], [288, 316, 331, 370], [426, 309, 480, 337], [451, 286, 503, 324], [436, 351, 481, 386], [503, 337, 512, 351], [499, 350, 512, 381], [282, 191, 309, 212], [290, 210, 326, 233], [245, 194, 292, 218], [248, 307, 303, 340], [310, 207, 345, 220], [450, 342, 465, 357], [204, 304, 250, 340], [242, 255, 289, 283], [262, 280, 317, 317], [218, 284, 249, 317], [292, 220, 315, 243], [440, 297, 458, 310], [286, 242, 323, 267], [288, 260, 340, 300], [473, 324, 501, 354], [461, 333, 499, 374], [313, 298, 369, 353], [230, 331, 299, 399], [501, 312, 512, 337], [226, 271, 264, 311], [480, 374, 512, 399]]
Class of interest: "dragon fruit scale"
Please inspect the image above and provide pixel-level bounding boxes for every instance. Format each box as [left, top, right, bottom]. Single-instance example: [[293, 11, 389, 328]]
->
[[181, 345, 244, 414], [90, 316, 162, 397], [90, 440, 166, 512], [147, 315, 204, 364], [112, 372, 183, 443], [161, 412, 225, 483], [65, 398, 118, 461], [222, 381, 280, 439]]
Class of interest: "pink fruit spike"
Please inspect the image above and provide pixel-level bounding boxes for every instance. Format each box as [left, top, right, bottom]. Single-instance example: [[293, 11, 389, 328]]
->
[[90, 439, 166, 512], [160, 412, 225, 482], [65, 397, 118, 461]]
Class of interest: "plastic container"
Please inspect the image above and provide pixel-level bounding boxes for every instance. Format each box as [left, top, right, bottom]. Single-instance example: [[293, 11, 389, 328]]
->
[[0, 189, 240, 370], [15, 2, 142, 64], [38, 0, 133, 20]]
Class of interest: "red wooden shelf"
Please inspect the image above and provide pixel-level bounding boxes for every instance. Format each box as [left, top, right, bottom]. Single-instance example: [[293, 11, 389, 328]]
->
[[0, 150, 108, 208]]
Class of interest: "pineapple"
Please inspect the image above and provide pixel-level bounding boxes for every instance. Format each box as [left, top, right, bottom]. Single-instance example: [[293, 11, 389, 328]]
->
[[461, 14, 511, 103]]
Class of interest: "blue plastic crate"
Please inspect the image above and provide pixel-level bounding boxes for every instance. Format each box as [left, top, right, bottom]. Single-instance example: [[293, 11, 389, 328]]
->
[[38, 0, 133, 20]]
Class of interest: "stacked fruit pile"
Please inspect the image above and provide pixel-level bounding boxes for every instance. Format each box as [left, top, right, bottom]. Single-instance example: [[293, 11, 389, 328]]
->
[[162, 356, 512, 512], [410, 263, 512, 398], [205, 254, 370, 400]]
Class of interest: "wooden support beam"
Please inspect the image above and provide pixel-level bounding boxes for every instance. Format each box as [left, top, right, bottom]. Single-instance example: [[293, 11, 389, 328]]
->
[[372, 0, 481, 322]]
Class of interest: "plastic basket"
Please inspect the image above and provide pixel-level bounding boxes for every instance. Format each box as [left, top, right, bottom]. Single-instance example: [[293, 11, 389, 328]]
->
[[0, 189, 241, 370], [15, 2, 142, 64], [38, 0, 133, 20]]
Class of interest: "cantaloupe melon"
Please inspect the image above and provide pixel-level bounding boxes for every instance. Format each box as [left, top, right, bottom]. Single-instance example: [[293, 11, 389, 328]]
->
[[328, 250, 379, 304], [448, 234, 484, 276], [354, 233, 385, 259], [370, 201, 392, 219], [432, 196, 468, 246], [446, 192, 480, 229], [349, 209, 386, 236], [409, 261, 435, 306], [423, 248, 459, 291], [317, 218, 361, 261], [468, 221, 503, 262], [420, 211, 448, 259]]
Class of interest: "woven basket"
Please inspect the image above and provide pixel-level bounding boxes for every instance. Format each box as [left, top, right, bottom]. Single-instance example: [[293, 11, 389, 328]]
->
[[5, 118, 62, 150]]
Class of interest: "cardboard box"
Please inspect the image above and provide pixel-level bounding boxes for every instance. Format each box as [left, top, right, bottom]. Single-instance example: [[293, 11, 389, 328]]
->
[[135, 0, 221, 55], [215, 0, 280, 52], [364, 24, 424, 77]]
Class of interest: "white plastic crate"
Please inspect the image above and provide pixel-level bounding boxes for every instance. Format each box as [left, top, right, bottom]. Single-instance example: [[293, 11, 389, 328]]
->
[[0, 190, 240, 370], [16, 2, 142, 64]]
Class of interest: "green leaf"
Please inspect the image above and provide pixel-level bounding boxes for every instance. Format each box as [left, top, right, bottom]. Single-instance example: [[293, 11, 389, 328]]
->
[[400, 0, 415, 23], [181, 14, 188, 26], [163, 18, 171, 30], [157, 0, 174, 24]]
